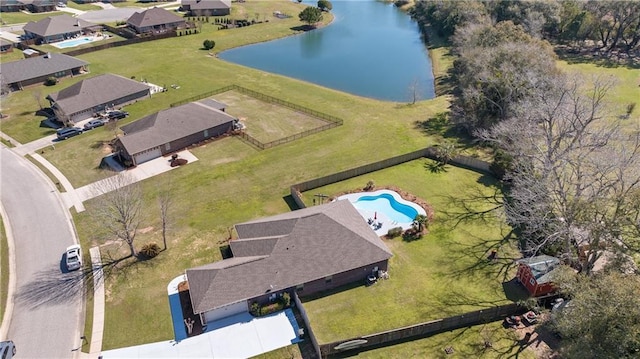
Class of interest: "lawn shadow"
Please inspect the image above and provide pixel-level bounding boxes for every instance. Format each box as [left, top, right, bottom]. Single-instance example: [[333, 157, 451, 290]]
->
[[282, 194, 302, 211], [554, 46, 640, 69], [299, 280, 364, 303], [502, 278, 530, 303], [424, 160, 447, 173]]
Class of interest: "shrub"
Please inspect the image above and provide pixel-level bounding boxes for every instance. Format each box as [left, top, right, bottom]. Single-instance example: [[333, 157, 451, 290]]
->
[[627, 103, 636, 116], [250, 302, 260, 316], [386, 227, 403, 238], [260, 302, 283, 316], [364, 180, 375, 191], [203, 39, 215, 50], [140, 242, 161, 258], [44, 76, 57, 86], [282, 292, 291, 307]]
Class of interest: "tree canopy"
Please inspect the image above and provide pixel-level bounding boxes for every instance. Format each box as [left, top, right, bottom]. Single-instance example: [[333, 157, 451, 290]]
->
[[318, 0, 332, 12], [299, 6, 323, 27]]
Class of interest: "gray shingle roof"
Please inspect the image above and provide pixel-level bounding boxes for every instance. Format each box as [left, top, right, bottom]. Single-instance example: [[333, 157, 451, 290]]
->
[[186, 200, 393, 314], [127, 7, 185, 28], [23, 14, 97, 37], [0, 53, 88, 84], [518, 255, 560, 284], [117, 101, 235, 154], [47, 73, 150, 116], [181, 0, 230, 10]]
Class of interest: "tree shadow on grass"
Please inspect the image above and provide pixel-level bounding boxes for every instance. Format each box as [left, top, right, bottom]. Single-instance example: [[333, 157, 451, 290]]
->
[[15, 253, 140, 309]]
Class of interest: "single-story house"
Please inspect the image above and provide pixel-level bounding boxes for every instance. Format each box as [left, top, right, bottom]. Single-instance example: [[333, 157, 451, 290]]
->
[[23, 14, 101, 44], [127, 7, 186, 35], [186, 199, 393, 324], [516, 255, 561, 297], [0, 38, 14, 53], [0, 0, 55, 13], [1, 53, 88, 91], [113, 99, 235, 166], [47, 73, 151, 124], [181, 0, 231, 16]]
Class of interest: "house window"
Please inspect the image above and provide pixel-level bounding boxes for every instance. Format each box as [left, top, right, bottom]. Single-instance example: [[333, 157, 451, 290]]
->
[[204, 129, 209, 137], [325, 276, 333, 284], [529, 278, 535, 286], [165, 143, 171, 151], [296, 284, 304, 291]]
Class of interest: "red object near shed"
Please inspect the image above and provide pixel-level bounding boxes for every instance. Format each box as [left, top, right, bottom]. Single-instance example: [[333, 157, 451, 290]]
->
[[516, 255, 560, 297]]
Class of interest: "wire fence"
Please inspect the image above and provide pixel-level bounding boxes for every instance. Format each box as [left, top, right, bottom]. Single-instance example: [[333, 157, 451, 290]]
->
[[171, 85, 344, 150]]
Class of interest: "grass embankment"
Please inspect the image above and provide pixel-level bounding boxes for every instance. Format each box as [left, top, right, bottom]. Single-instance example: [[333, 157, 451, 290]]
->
[[0, 10, 63, 25]]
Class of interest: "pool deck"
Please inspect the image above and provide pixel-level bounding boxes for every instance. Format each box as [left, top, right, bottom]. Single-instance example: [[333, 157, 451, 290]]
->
[[51, 34, 109, 49], [336, 189, 426, 236]]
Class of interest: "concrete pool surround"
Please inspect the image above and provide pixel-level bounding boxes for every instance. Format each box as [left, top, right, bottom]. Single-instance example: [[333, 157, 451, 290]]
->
[[336, 189, 427, 236]]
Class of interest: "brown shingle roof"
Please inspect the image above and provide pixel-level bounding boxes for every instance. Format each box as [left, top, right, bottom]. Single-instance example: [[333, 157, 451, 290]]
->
[[117, 101, 235, 154], [23, 14, 97, 37], [186, 200, 392, 314], [127, 7, 185, 28], [47, 73, 150, 116], [0, 53, 88, 84]]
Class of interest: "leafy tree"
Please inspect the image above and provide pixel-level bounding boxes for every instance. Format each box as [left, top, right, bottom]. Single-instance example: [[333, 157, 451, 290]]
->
[[317, 0, 332, 12], [434, 141, 457, 165], [451, 21, 558, 132], [409, 0, 489, 39], [298, 6, 323, 27], [203, 39, 215, 50], [552, 272, 640, 358], [412, 214, 429, 233]]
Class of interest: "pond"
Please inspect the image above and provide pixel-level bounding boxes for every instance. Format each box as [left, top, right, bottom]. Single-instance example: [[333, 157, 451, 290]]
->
[[219, 0, 435, 102]]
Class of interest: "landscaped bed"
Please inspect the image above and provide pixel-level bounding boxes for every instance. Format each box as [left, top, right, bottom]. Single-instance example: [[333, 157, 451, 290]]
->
[[299, 159, 520, 343]]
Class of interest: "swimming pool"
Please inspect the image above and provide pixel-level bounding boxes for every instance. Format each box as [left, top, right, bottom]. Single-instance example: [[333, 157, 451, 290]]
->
[[53, 37, 95, 49], [336, 189, 426, 233]]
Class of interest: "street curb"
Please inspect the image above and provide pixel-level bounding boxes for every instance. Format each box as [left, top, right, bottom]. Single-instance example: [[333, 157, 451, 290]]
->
[[0, 202, 17, 341]]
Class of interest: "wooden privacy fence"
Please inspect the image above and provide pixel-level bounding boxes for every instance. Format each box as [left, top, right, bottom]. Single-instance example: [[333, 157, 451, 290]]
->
[[290, 147, 493, 209], [293, 292, 322, 358], [320, 303, 525, 358]]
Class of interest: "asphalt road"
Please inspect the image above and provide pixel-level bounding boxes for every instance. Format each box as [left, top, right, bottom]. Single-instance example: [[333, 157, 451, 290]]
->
[[1, 146, 83, 358]]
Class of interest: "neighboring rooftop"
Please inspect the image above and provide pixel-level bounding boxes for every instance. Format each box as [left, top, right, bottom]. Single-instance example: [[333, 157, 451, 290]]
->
[[23, 14, 98, 37], [0, 53, 88, 84], [47, 73, 150, 115], [187, 200, 393, 314], [181, 0, 231, 10], [127, 7, 185, 28]]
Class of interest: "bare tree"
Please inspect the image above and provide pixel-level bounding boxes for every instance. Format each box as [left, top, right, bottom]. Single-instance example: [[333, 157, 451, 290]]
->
[[158, 184, 172, 251], [482, 74, 640, 274], [407, 78, 421, 105], [33, 89, 44, 110], [92, 173, 143, 259]]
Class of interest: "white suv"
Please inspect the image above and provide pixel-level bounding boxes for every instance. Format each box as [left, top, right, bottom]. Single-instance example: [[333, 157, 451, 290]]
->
[[0, 341, 16, 359]]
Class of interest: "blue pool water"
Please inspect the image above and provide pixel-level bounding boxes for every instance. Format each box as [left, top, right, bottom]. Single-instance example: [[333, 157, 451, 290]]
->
[[354, 193, 418, 223], [56, 37, 93, 48]]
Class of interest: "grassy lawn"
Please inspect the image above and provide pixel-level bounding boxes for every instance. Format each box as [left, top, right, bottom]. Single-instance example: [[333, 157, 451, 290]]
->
[[353, 321, 535, 359], [299, 160, 519, 343], [214, 90, 332, 143], [26, 154, 65, 192], [0, 49, 28, 62], [0, 10, 63, 25], [252, 344, 302, 359], [3, 0, 633, 354], [66, 2, 102, 11]]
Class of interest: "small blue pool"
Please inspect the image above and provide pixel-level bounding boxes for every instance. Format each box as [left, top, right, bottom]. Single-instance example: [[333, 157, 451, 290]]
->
[[55, 37, 93, 48], [354, 193, 419, 223]]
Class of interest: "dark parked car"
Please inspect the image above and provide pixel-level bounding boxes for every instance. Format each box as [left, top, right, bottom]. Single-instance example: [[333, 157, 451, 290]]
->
[[83, 119, 105, 130], [56, 127, 83, 140], [107, 110, 129, 120]]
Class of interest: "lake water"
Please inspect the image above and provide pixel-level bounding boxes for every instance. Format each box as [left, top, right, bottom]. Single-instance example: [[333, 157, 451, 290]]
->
[[219, 0, 435, 102]]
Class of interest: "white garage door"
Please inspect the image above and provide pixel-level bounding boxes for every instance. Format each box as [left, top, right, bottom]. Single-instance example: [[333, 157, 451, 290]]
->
[[204, 301, 248, 323], [133, 147, 162, 165]]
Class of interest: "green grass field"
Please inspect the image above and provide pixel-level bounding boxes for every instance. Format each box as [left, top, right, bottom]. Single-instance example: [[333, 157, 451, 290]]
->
[[299, 160, 519, 343], [1, 1, 637, 356], [0, 10, 64, 25], [0, 217, 8, 327]]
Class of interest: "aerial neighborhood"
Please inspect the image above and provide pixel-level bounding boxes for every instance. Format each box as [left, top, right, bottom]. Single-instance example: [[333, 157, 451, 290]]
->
[[0, 1, 639, 359]]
